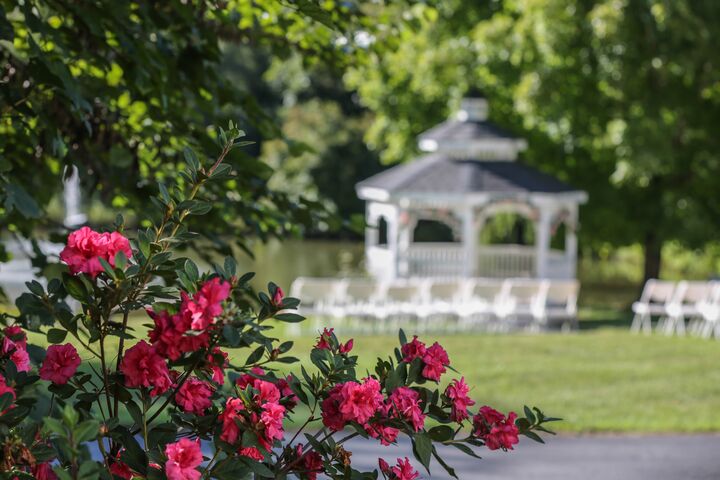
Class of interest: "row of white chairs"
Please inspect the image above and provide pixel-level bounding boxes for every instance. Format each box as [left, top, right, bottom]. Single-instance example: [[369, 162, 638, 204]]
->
[[631, 279, 720, 338], [289, 277, 579, 333]]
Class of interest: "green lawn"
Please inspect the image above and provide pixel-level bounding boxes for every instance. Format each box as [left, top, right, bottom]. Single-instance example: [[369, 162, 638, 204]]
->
[[272, 328, 720, 433], [26, 324, 720, 433]]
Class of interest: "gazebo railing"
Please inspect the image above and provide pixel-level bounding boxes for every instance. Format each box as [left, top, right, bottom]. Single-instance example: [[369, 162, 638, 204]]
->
[[476, 244, 536, 278], [392, 244, 571, 279], [404, 243, 468, 277]]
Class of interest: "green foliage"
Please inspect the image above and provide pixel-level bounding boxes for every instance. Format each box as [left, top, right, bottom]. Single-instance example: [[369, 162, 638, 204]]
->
[[348, 0, 720, 278], [0, 0, 379, 257]]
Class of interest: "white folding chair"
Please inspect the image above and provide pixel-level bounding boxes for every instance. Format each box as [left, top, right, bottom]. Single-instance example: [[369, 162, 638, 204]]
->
[[696, 282, 720, 339], [630, 280, 676, 334], [458, 278, 508, 330], [338, 278, 382, 331], [496, 279, 548, 332], [662, 281, 712, 336], [535, 280, 579, 332], [376, 281, 422, 331], [416, 279, 465, 326]]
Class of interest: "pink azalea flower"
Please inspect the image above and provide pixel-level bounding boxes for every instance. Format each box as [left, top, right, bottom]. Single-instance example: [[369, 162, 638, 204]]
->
[[120, 341, 172, 396], [294, 445, 324, 480], [59, 227, 132, 277], [314, 328, 334, 350], [165, 438, 202, 480], [207, 347, 228, 384], [175, 377, 213, 415], [39, 343, 81, 385], [271, 286, 284, 308], [31, 462, 58, 480], [239, 447, 264, 461], [260, 402, 285, 443], [421, 342, 450, 381], [339, 338, 354, 354], [181, 278, 230, 331], [276, 375, 299, 409], [401, 336, 426, 363], [391, 457, 419, 480], [219, 397, 245, 444], [338, 377, 383, 425], [473, 406, 520, 451], [388, 387, 425, 432], [445, 377, 475, 423]]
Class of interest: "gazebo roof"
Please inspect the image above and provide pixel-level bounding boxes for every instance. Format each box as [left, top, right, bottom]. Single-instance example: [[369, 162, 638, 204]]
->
[[356, 153, 581, 197]]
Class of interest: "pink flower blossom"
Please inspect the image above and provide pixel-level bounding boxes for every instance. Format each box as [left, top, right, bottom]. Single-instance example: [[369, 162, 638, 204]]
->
[[339, 338, 354, 354], [272, 286, 284, 308], [473, 406, 519, 451], [219, 397, 245, 444], [366, 418, 399, 446], [391, 458, 419, 480], [239, 447, 264, 461], [446, 377, 475, 423], [2, 334, 30, 373], [39, 344, 81, 385], [0, 376, 15, 412], [31, 463, 58, 480], [109, 460, 133, 480], [165, 438, 202, 480], [379, 458, 391, 475], [322, 377, 383, 431], [259, 402, 285, 449], [207, 347, 228, 384], [235, 366, 266, 390], [421, 342, 450, 381], [59, 227, 132, 277], [294, 445, 324, 480], [120, 341, 172, 396], [147, 308, 210, 361], [175, 377, 213, 415], [338, 377, 383, 425], [4, 326, 26, 348], [314, 328, 334, 350], [401, 336, 426, 363], [388, 387, 425, 432], [276, 375, 299, 409], [321, 385, 346, 431], [181, 278, 230, 330]]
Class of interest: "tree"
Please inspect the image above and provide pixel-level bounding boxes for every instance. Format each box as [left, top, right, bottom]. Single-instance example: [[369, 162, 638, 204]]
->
[[349, 0, 720, 281], [0, 0, 377, 264]]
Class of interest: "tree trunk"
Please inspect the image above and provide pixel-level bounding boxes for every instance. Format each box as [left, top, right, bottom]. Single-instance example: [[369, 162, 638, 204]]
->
[[643, 232, 662, 282]]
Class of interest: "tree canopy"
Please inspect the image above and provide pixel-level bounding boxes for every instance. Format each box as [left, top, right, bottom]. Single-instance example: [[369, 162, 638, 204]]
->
[[349, 0, 720, 280], [0, 0, 387, 262]]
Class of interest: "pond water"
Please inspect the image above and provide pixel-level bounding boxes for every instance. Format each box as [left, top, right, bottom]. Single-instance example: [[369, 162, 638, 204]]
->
[[231, 239, 638, 315]]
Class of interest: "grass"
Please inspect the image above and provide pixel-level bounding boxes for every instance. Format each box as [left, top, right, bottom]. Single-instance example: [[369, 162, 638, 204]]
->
[[272, 328, 720, 433]]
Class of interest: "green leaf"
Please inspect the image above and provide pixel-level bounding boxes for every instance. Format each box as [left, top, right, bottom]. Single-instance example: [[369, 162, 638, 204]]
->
[[184, 259, 199, 282], [47, 328, 67, 344], [223, 256, 236, 277], [412, 431, 432, 473], [428, 425, 454, 442], [522, 430, 545, 443], [524, 405, 537, 424], [74, 419, 100, 443], [4, 183, 41, 218], [0, 392, 14, 412], [63, 274, 88, 301], [222, 325, 240, 347], [245, 346, 265, 366], [274, 313, 305, 323]]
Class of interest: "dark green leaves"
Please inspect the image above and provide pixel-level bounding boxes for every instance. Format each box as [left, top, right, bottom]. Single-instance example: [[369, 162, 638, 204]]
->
[[412, 431, 433, 473]]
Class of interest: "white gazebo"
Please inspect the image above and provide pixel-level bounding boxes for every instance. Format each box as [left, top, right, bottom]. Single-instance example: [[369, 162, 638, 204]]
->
[[356, 95, 588, 281]]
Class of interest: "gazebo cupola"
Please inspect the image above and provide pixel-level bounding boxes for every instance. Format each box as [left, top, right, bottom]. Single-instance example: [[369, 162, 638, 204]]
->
[[356, 93, 588, 281]]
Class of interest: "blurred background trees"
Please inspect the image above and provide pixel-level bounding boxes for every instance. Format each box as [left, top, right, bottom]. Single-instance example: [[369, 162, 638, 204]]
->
[[3, 0, 720, 282]]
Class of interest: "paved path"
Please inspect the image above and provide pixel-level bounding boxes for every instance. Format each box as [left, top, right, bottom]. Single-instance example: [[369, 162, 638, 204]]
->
[[344, 434, 720, 479]]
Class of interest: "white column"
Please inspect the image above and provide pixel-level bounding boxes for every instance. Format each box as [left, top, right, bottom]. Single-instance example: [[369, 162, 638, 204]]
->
[[535, 208, 552, 278], [365, 203, 378, 251], [396, 210, 412, 277], [565, 204, 579, 278], [461, 205, 476, 277]]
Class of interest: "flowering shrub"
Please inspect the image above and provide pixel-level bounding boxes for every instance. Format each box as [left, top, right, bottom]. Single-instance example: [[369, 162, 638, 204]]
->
[[0, 124, 557, 479]]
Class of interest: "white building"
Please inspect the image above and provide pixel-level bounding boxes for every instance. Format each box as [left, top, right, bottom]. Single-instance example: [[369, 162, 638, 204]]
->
[[356, 95, 587, 281]]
